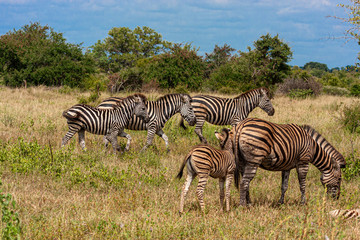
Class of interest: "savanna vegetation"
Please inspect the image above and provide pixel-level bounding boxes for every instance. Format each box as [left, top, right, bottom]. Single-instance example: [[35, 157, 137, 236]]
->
[[1, 1, 360, 239], [0, 86, 359, 239]]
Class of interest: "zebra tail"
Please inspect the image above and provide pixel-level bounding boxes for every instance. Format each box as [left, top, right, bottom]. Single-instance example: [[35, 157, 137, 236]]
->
[[233, 132, 244, 190], [176, 154, 191, 179], [179, 118, 187, 130], [62, 110, 78, 120]]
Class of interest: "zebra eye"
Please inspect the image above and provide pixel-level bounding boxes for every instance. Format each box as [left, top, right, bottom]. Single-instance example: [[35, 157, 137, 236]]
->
[[142, 107, 146, 111]]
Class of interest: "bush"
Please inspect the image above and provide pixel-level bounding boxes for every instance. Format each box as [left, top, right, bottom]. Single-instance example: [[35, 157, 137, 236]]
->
[[322, 86, 350, 96], [0, 22, 95, 88], [343, 153, 360, 181], [288, 89, 313, 99], [350, 84, 360, 97], [277, 77, 322, 96], [339, 102, 360, 134]]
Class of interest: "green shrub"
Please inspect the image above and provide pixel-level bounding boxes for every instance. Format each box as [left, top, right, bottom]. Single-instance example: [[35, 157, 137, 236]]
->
[[322, 86, 350, 96], [343, 153, 360, 181], [288, 89, 313, 99], [0, 180, 22, 239], [350, 84, 360, 97], [339, 102, 360, 134]]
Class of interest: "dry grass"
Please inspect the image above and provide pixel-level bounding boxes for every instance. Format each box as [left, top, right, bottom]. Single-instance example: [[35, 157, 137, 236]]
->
[[0, 86, 359, 239]]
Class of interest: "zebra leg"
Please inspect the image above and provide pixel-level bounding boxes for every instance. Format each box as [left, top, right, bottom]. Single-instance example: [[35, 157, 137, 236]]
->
[[156, 130, 170, 152], [196, 173, 210, 212], [105, 130, 121, 153], [179, 171, 196, 214], [61, 126, 80, 147], [239, 163, 258, 206], [194, 118, 207, 144], [225, 173, 234, 212], [78, 129, 86, 150], [103, 135, 109, 148], [118, 131, 132, 151], [278, 170, 291, 205], [239, 166, 251, 205], [141, 127, 156, 152], [219, 177, 225, 212], [296, 163, 309, 204]]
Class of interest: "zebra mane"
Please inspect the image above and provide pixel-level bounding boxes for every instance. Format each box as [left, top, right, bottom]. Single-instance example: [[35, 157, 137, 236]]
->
[[155, 93, 191, 102], [234, 87, 270, 99], [125, 93, 147, 102]]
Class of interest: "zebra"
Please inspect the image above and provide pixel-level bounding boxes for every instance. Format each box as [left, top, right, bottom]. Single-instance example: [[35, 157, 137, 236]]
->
[[97, 93, 196, 152], [329, 209, 360, 220], [180, 87, 275, 144], [278, 125, 346, 204], [231, 118, 342, 206], [177, 128, 235, 213], [61, 93, 149, 152]]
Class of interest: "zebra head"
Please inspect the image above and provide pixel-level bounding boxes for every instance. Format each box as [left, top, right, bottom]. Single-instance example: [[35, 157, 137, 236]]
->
[[180, 94, 196, 126], [321, 157, 342, 200], [215, 128, 233, 151], [258, 88, 275, 116], [133, 94, 150, 123]]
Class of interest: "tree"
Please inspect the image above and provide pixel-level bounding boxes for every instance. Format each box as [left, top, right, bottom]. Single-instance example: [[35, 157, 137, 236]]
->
[[87, 26, 170, 73], [0, 22, 95, 87], [204, 44, 235, 77], [242, 33, 292, 86], [303, 62, 329, 72], [143, 43, 206, 90]]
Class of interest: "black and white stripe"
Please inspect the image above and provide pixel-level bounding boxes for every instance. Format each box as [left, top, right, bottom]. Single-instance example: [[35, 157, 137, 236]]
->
[[61, 94, 149, 152], [177, 128, 235, 213], [98, 93, 196, 151], [329, 209, 360, 220], [232, 118, 342, 206], [278, 125, 346, 204], [181, 87, 275, 143]]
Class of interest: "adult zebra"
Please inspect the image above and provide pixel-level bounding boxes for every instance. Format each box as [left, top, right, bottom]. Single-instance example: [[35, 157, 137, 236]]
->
[[180, 87, 275, 143], [231, 118, 342, 206], [278, 125, 346, 204], [97, 93, 196, 152], [61, 94, 149, 152]]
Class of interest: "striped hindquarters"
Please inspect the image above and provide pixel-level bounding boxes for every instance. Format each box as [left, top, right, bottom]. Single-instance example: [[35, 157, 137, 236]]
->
[[63, 104, 116, 135], [187, 145, 235, 178]]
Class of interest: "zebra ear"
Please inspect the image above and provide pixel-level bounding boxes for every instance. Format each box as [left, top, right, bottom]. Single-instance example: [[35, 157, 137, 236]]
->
[[214, 131, 223, 141], [180, 94, 187, 103], [331, 157, 341, 177]]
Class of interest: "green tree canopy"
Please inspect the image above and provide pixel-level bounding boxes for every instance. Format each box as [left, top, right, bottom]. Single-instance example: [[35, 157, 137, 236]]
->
[[0, 22, 95, 87], [142, 43, 206, 90], [87, 26, 170, 73]]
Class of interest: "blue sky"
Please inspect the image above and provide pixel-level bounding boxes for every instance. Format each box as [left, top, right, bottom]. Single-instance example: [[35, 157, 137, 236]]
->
[[0, 0, 358, 69]]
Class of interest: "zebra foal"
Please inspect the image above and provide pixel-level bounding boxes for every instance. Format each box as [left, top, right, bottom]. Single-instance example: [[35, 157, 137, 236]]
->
[[61, 93, 149, 152], [232, 118, 342, 206], [180, 87, 275, 143], [329, 209, 360, 220], [98, 93, 196, 152], [177, 128, 235, 213]]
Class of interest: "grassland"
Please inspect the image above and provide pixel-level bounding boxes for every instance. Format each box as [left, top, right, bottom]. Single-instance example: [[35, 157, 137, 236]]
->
[[0, 86, 359, 239]]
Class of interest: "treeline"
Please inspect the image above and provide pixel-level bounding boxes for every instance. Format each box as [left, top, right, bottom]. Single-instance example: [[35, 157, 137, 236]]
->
[[0, 22, 359, 96]]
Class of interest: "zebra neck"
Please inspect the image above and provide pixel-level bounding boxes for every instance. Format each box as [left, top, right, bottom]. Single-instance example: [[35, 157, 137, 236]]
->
[[310, 141, 334, 174], [236, 94, 259, 116], [157, 98, 180, 122]]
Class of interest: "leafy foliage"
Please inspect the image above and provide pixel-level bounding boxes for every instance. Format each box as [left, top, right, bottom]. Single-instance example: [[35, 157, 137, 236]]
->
[[0, 22, 95, 87], [143, 43, 206, 90], [339, 102, 360, 134], [343, 153, 360, 181], [0, 180, 21, 239]]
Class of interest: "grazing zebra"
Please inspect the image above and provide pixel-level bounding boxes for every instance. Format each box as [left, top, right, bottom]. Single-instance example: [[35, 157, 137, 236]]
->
[[177, 128, 235, 213], [97, 93, 196, 152], [278, 125, 346, 204], [231, 118, 342, 206], [329, 209, 360, 220], [61, 94, 149, 152], [180, 87, 275, 144]]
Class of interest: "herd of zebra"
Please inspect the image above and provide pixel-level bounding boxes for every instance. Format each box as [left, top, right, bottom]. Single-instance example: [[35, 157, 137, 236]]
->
[[61, 87, 359, 220]]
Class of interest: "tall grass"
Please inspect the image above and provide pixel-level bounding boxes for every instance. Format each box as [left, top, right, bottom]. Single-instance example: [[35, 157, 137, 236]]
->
[[0, 86, 359, 239]]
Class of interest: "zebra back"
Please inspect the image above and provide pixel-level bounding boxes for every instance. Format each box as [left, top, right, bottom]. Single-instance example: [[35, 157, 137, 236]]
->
[[302, 125, 346, 168]]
